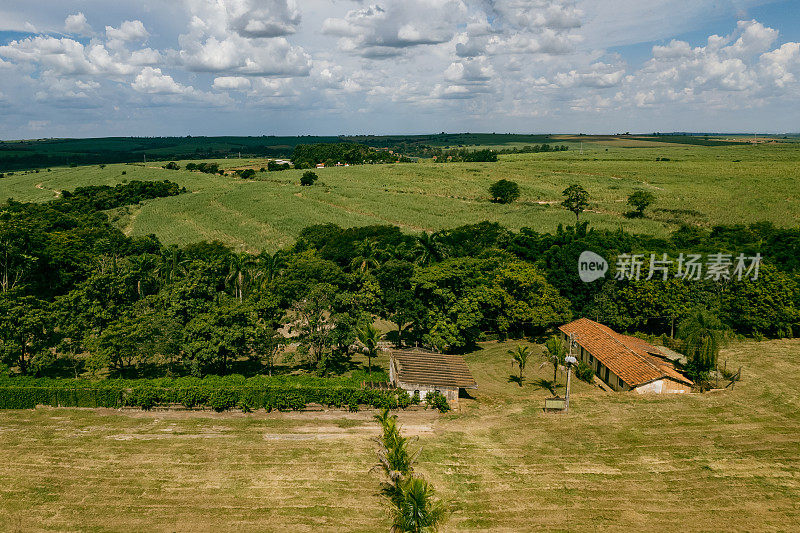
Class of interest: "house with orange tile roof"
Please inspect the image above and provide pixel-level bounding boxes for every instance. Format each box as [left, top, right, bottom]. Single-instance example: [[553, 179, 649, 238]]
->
[[559, 318, 693, 394]]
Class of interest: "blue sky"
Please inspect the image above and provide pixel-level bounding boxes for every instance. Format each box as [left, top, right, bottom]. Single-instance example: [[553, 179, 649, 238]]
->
[[1, 0, 799, 138]]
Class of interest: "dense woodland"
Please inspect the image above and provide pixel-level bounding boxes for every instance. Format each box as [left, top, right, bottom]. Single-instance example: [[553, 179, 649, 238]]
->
[[1, 179, 798, 382]]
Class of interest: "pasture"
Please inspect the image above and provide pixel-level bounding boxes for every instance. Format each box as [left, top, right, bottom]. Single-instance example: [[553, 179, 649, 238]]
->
[[2, 138, 799, 252], [0, 338, 797, 531]]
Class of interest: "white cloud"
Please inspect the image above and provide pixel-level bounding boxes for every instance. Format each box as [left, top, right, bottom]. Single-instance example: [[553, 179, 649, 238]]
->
[[105, 20, 150, 43], [64, 12, 92, 36], [175, 1, 311, 76], [213, 76, 251, 90], [132, 67, 192, 95], [322, 1, 467, 57]]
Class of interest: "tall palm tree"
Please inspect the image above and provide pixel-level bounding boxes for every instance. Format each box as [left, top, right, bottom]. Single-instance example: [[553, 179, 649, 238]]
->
[[412, 232, 447, 266], [679, 308, 727, 380], [255, 250, 287, 287], [508, 345, 530, 386], [226, 252, 256, 301], [357, 322, 382, 375], [391, 476, 449, 533], [350, 239, 381, 273], [542, 336, 566, 384], [127, 254, 159, 299]]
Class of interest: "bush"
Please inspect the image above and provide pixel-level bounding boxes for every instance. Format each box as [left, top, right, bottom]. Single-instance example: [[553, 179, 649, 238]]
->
[[0, 375, 411, 412], [575, 361, 595, 383], [300, 171, 319, 186], [489, 179, 520, 204], [425, 391, 450, 412], [237, 169, 256, 179]]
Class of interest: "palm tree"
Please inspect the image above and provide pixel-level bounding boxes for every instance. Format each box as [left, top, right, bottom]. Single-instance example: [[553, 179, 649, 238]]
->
[[357, 322, 382, 375], [391, 476, 449, 533], [542, 335, 566, 384], [350, 239, 381, 273], [678, 308, 727, 385], [226, 252, 256, 301], [412, 232, 447, 266], [127, 254, 159, 298], [508, 345, 530, 386], [254, 250, 287, 288]]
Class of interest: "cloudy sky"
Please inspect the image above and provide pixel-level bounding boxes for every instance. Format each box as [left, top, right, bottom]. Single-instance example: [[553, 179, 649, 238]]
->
[[1, 0, 799, 138]]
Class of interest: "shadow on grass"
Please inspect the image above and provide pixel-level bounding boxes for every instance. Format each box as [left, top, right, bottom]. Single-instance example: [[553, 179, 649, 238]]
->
[[507, 375, 524, 387], [531, 378, 563, 395]]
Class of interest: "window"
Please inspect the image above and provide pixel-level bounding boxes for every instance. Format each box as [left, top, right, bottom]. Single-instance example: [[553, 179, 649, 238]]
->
[[618, 377, 625, 389], [604, 367, 610, 382]]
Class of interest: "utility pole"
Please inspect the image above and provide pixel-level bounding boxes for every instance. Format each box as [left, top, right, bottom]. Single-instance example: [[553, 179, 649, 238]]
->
[[564, 334, 578, 412]]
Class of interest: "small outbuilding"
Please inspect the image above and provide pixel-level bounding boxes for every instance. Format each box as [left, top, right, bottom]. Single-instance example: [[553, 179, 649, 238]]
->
[[389, 350, 477, 408], [559, 318, 693, 394]]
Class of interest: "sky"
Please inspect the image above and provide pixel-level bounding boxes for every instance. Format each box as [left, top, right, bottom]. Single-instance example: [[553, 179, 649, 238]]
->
[[1, 0, 799, 138]]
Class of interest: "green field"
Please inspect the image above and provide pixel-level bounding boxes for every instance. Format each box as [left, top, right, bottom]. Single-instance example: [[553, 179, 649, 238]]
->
[[0, 338, 797, 531], [2, 137, 799, 252]]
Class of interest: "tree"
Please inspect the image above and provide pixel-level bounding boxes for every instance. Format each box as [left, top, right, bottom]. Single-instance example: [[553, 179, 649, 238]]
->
[[251, 322, 282, 376], [678, 308, 726, 387], [357, 322, 382, 375], [627, 190, 655, 217], [412, 232, 447, 266], [91, 308, 180, 376], [489, 179, 520, 204], [543, 335, 566, 383], [375, 260, 423, 346], [226, 252, 256, 301], [391, 476, 449, 533], [300, 171, 318, 186], [182, 299, 257, 375], [561, 184, 589, 222], [0, 295, 53, 375], [238, 169, 256, 179], [508, 345, 530, 386], [291, 283, 338, 369]]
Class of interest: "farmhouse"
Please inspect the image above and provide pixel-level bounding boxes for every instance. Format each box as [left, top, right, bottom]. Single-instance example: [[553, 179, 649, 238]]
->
[[389, 350, 477, 407], [559, 318, 693, 394]]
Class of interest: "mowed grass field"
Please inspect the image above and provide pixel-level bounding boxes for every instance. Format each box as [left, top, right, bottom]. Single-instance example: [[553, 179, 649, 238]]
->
[[1, 138, 799, 251], [1, 339, 798, 532]]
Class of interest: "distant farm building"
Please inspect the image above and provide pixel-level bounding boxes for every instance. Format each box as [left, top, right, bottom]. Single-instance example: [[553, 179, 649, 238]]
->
[[389, 350, 477, 407], [559, 318, 693, 394]]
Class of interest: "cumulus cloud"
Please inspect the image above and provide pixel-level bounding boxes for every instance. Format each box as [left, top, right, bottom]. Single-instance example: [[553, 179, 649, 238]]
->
[[132, 67, 192, 95], [213, 76, 251, 90], [322, 1, 467, 57], [175, 1, 311, 76], [105, 20, 149, 43], [64, 12, 92, 36]]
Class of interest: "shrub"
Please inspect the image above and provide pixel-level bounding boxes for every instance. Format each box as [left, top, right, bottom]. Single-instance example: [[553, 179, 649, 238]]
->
[[425, 391, 450, 412], [300, 171, 319, 186], [489, 179, 520, 204], [575, 361, 595, 383]]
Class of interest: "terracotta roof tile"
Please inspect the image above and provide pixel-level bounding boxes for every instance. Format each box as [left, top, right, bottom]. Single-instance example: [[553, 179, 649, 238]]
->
[[391, 350, 477, 389], [558, 318, 692, 388]]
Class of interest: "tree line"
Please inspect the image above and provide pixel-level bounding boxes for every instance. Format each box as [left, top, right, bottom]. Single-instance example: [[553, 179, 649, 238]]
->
[[1, 183, 798, 380]]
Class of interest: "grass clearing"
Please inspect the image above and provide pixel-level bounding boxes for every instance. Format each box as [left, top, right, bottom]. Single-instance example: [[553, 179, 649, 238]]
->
[[2, 142, 799, 252], [1, 339, 798, 531]]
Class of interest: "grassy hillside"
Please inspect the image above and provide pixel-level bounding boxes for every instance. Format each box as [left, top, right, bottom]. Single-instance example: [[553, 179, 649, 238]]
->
[[2, 140, 799, 252], [0, 338, 797, 531]]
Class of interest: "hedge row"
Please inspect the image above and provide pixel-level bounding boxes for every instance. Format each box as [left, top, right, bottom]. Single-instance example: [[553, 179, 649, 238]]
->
[[0, 385, 413, 412]]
